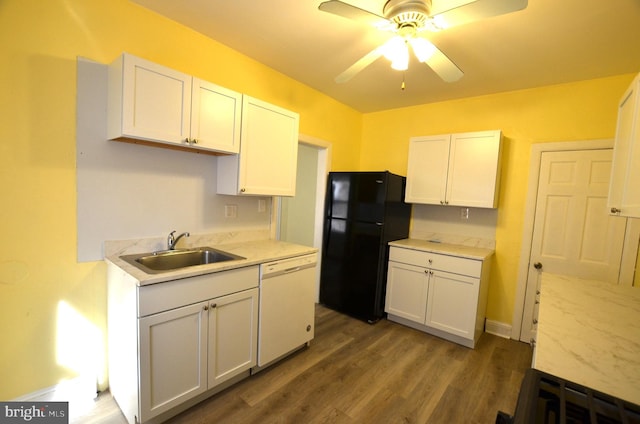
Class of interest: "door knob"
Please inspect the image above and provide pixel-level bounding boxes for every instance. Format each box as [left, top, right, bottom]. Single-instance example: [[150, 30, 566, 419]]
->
[[533, 262, 542, 270]]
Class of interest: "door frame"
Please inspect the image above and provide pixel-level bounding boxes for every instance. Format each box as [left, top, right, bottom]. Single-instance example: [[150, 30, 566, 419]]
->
[[510, 139, 614, 341]]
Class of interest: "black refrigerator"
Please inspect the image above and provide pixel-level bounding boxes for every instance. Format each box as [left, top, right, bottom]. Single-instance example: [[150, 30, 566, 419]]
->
[[319, 171, 412, 323]]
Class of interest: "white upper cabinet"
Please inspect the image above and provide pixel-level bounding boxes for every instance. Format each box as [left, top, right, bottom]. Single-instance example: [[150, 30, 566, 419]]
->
[[217, 96, 299, 196], [108, 53, 241, 154], [608, 72, 640, 218], [405, 130, 502, 208]]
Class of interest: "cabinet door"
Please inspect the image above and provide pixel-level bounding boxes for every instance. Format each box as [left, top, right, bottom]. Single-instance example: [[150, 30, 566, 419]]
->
[[190, 78, 242, 154], [405, 135, 450, 205], [447, 130, 502, 208], [425, 270, 479, 339], [608, 74, 640, 218], [139, 302, 207, 422], [110, 53, 192, 145], [385, 261, 429, 324], [208, 288, 258, 388]]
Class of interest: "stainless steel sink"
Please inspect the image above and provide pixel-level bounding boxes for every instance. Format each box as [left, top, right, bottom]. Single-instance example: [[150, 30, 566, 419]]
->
[[120, 247, 244, 274]]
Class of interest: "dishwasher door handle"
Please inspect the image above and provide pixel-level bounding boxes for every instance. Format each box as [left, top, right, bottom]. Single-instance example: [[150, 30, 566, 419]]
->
[[283, 266, 301, 274]]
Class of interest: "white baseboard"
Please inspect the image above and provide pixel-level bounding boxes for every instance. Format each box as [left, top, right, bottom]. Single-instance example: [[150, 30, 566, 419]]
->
[[13, 375, 97, 402], [485, 319, 512, 339]]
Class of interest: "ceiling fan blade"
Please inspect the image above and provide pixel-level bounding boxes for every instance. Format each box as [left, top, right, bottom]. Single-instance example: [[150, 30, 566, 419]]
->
[[433, 0, 527, 30], [423, 44, 464, 82], [318, 0, 388, 28], [335, 46, 385, 83]]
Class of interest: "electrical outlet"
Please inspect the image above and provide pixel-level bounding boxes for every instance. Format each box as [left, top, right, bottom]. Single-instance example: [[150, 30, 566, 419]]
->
[[225, 204, 237, 218], [460, 207, 470, 220]]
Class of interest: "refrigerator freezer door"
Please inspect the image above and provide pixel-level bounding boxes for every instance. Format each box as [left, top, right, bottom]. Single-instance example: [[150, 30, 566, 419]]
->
[[326, 172, 387, 223]]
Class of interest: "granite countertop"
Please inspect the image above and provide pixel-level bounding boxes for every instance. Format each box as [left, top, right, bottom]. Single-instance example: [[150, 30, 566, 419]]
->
[[105, 238, 318, 286], [388, 238, 495, 261], [535, 273, 640, 405]]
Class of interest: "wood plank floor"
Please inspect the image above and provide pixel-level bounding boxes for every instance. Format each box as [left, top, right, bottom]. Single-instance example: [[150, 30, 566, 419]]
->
[[76, 304, 532, 424]]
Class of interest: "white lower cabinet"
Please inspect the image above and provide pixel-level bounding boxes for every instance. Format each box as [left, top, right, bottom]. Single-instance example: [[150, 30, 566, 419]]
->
[[385, 246, 490, 348], [139, 288, 258, 422], [108, 265, 259, 424]]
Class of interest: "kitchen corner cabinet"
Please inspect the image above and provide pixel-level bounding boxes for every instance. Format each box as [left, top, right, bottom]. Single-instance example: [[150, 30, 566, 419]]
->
[[608, 72, 640, 218], [405, 130, 502, 208], [108, 53, 242, 154], [385, 246, 491, 348], [108, 264, 259, 424], [217, 96, 299, 196]]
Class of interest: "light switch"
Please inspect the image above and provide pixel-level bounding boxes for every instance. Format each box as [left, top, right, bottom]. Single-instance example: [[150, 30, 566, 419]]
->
[[225, 204, 237, 218]]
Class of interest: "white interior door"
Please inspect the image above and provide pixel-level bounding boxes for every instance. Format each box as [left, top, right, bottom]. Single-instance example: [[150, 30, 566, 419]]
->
[[519, 149, 627, 341]]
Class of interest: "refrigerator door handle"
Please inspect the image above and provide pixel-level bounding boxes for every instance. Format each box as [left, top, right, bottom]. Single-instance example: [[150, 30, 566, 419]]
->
[[376, 222, 383, 226]]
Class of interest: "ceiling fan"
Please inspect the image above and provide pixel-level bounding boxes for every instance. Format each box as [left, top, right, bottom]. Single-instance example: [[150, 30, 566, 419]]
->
[[318, 0, 528, 83]]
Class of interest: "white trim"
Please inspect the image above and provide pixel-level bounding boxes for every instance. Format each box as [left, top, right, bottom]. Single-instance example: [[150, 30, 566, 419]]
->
[[510, 139, 615, 341], [485, 320, 512, 339], [12, 376, 96, 402]]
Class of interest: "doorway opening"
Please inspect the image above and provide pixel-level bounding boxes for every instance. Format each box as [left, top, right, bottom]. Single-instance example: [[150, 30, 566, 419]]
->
[[276, 135, 331, 302]]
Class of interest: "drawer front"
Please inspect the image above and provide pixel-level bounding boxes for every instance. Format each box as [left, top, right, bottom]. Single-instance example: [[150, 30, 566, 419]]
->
[[389, 247, 482, 277], [138, 265, 259, 317]]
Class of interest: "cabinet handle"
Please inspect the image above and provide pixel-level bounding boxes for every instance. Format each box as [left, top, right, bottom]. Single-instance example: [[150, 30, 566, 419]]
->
[[184, 138, 190, 144], [306, 325, 312, 332], [530, 338, 536, 348], [532, 318, 538, 324], [440, 200, 445, 205], [533, 262, 543, 270], [611, 207, 621, 214], [240, 188, 246, 193], [203, 305, 209, 311], [428, 259, 433, 264], [210, 303, 217, 309], [192, 138, 198, 144]]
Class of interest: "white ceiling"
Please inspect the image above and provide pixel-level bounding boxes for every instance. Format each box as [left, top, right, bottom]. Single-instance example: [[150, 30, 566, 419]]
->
[[132, 0, 640, 113]]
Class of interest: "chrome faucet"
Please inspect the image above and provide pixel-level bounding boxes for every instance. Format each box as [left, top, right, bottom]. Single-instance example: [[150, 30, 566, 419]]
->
[[167, 230, 190, 250]]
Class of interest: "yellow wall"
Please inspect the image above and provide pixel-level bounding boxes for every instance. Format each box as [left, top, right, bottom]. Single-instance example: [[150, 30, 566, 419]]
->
[[0, 0, 360, 400], [360, 75, 635, 323], [0, 0, 634, 401]]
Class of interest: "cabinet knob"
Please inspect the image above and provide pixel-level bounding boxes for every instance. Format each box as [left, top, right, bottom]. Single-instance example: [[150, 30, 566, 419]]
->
[[440, 200, 445, 205], [533, 262, 543, 270], [532, 318, 538, 324], [428, 259, 433, 264], [306, 325, 311, 332], [210, 303, 217, 309], [192, 138, 198, 144], [530, 338, 536, 348], [611, 207, 621, 214], [203, 305, 209, 311], [240, 188, 246, 193]]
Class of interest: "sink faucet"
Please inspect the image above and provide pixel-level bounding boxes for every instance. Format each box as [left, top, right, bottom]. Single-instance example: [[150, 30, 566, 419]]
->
[[167, 230, 190, 250]]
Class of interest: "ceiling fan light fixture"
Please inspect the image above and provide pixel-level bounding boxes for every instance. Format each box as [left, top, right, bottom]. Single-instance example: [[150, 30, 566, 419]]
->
[[391, 49, 409, 71], [409, 37, 436, 62]]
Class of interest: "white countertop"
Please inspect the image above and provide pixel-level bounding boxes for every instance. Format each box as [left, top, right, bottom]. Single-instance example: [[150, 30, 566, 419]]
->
[[389, 238, 495, 261], [106, 239, 317, 286], [535, 273, 640, 405]]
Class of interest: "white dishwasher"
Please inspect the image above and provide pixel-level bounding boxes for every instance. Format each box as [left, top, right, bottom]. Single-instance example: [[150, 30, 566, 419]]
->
[[257, 253, 317, 368]]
